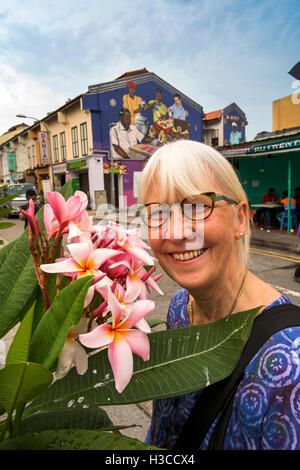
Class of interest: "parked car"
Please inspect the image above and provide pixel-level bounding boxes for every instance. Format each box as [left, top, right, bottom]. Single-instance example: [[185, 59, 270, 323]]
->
[[1, 183, 40, 217]]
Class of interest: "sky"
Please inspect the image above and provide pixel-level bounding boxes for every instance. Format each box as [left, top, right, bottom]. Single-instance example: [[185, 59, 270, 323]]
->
[[0, 0, 299, 141]]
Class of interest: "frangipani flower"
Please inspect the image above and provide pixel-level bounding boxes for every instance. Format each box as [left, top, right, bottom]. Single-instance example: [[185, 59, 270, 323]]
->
[[67, 210, 93, 242], [109, 257, 164, 300], [40, 242, 121, 277], [79, 291, 155, 393], [97, 282, 151, 333], [40, 242, 122, 309], [92, 222, 155, 266], [44, 191, 88, 239], [112, 225, 155, 266], [55, 318, 91, 379]]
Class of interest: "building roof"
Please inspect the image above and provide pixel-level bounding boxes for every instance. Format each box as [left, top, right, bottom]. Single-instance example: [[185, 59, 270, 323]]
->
[[0, 124, 29, 146], [115, 68, 150, 80], [88, 70, 203, 113], [253, 125, 300, 141], [203, 110, 222, 121]]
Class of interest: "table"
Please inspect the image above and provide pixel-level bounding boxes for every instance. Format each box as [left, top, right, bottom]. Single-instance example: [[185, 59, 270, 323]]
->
[[250, 203, 283, 228], [250, 203, 282, 209]]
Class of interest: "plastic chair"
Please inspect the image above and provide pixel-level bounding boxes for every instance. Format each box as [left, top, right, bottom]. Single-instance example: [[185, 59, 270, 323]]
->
[[280, 214, 298, 231]]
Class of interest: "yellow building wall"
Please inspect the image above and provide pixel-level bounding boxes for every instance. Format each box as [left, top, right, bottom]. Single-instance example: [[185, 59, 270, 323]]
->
[[273, 94, 300, 131], [44, 99, 92, 162]]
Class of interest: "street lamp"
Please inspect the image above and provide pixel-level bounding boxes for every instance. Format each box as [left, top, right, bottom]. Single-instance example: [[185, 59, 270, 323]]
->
[[16, 114, 55, 191]]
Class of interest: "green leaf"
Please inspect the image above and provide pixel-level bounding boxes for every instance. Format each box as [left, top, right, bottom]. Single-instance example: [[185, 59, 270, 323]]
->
[[0, 362, 52, 415], [0, 239, 17, 270], [147, 318, 167, 329], [59, 179, 77, 200], [27, 307, 260, 412], [0, 206, 16, 218], [18, 408, 121, 435], [0, 181, 76, 339], [0, 194, 18, 206], [29, 276, 93, 369], [0, 221, 15, 229], [5, 303, 35, 365], [0, 230, 37, 338], [0, 429, 158, 450]]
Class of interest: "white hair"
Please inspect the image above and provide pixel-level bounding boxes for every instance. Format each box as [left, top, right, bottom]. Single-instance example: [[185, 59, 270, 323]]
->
[[139, 140, 250, 265]]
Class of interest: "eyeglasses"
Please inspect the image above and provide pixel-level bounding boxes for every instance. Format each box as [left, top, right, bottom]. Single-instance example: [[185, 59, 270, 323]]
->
[[138, 192, 239, 228]]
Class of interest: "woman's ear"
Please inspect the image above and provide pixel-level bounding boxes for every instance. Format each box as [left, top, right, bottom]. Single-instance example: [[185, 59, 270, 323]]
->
[[234, 201, 248, 239]]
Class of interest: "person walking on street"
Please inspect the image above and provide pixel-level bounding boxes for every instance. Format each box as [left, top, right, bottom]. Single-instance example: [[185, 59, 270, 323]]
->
[[19, 189, 41, 229]]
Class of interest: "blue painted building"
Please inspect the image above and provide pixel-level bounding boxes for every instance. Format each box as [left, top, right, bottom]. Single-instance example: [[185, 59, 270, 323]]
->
[[82, 68, 203, 208], [203, 102, 247, 148]]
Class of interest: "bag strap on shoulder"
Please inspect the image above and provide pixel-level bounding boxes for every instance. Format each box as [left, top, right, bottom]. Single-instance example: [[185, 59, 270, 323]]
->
[[174, 303, 300, 450]]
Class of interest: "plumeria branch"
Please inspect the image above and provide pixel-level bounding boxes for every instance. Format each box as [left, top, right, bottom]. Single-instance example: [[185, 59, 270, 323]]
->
[[22, 189, 164, 392]]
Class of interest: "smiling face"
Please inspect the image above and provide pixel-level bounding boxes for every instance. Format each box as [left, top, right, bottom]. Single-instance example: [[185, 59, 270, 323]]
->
[[145, 184, 247, 294], [174, 96, 181, 107], [139, 140, 249, 294]]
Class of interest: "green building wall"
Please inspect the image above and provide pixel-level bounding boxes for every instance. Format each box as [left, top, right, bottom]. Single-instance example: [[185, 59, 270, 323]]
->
[[232, 151, 300, 204]]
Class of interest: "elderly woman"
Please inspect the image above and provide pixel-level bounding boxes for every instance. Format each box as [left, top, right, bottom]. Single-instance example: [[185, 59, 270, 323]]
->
[[139, 140, 300, 450]]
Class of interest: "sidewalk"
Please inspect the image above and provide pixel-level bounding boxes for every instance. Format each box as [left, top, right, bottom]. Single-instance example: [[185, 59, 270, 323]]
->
[[250, 227, 300, 255]]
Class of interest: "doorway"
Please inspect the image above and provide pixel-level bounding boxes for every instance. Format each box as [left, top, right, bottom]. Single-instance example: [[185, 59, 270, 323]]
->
[[104, 173, 119, 209], [79, 172, 89, 195]]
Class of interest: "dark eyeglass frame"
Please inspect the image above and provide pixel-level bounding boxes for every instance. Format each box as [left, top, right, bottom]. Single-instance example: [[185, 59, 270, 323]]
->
[[138, 192, 239, 228]]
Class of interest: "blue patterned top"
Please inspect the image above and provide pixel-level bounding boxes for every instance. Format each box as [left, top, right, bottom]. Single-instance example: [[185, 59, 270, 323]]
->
[[145, 289, 300, 450]]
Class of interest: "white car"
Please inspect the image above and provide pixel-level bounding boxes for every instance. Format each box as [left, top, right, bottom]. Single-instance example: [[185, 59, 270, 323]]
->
[[1, 183, 40, 217]]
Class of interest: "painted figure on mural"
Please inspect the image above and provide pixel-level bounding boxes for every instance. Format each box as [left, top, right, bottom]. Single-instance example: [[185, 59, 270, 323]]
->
[[167, 93, 186, 120], [229, 122, 242, 145], [109, 108, 145, 160], [122, 81, 144, 125], [144, 88, 168, 123]]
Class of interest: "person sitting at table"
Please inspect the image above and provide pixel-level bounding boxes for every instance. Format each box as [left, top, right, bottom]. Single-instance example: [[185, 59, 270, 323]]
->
[[262, 187, 277, 203], [254, 188, 277, 226], [276, 190, 297, 228], [294, 187, 300, 220]]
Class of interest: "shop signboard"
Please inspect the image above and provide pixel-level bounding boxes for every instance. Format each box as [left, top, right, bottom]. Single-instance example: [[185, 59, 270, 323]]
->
[[53, 163, 67, 174], [68, 159, 87, 170], [38, 132, 49, 165], [8, 152, 16, 171], [244, 137, 300, 155], [221, 144, 252, 158]]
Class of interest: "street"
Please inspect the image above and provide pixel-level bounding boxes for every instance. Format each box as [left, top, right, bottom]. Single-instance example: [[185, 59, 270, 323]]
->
[[0, 218, 299, 443]]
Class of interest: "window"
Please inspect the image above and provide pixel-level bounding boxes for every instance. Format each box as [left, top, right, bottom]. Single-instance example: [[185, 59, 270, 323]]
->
[[71, 126, 79, 158], [60, 132, 66, 161], [27, 146, 31, 168], [80, 122, 88, 156], [53, 135, 59, 162], [211, 129, 219, 148], [211, 137, 219, 147], [32, 144, 36, 167]]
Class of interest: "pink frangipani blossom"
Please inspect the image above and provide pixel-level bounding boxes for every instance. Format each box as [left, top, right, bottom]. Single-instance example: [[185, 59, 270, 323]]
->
[[79, 287, 154, 393], [44, 191, 88, 239]]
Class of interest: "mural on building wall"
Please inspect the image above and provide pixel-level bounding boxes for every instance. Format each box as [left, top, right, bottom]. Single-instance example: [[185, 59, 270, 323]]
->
[[82, 72, 203, 207], [223, 109, 246, 146], [109, 81, 190, 160]]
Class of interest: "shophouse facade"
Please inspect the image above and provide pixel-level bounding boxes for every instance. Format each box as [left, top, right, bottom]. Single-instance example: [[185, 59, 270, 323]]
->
[[0, 124, 29, 184], [0, 69, 204, 209], [219, 127, 300, 206], [203, 103, 248, 148]]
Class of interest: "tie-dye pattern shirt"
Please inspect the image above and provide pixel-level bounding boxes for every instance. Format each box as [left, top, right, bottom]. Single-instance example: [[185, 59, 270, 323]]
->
[[145, 289, 300, 450]]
